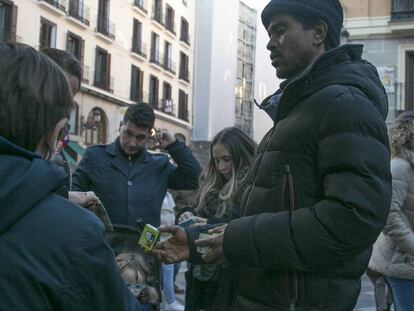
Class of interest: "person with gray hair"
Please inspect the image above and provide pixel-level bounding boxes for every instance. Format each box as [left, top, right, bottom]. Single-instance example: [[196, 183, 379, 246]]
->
[[369, 111, 414, 311], [154, 0, 392, 310]]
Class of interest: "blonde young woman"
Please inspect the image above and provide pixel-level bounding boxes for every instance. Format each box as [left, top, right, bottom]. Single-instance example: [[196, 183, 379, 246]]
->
[[177, 127, 257, 311], [369, 111, 414, 311]]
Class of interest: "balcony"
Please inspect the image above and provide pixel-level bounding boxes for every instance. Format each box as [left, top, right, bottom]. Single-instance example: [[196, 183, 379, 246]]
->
[[163, 58, 176, 75], [152, 7, 164, 26], [38, 0, 67, 15], [132, 0, 147, 14], [179, 69, 190, 83], [178, 106, 189, 122], [68, 0, 90, 26], [180, 32, 190, 46], [392, 0, 414, 20], [96, 16, 115, 41], [149, 95, 162, 110], [165, 20, 176, 35], [93, 71, 114, 93], [150, 50, 163, 68], [131, 41, 147, 59]]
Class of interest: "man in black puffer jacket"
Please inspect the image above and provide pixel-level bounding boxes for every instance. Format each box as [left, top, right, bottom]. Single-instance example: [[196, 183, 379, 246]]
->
[[155, 0, 392, 310]]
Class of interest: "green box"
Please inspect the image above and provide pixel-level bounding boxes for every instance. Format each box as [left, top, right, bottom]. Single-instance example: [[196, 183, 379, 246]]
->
[[138, 224, 160, 252]]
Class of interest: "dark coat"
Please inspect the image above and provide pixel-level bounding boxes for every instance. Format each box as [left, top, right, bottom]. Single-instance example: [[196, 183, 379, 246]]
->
[[72, 140, 201, 227], [222, 45, 392, 311], [0, 136, 141, 310]]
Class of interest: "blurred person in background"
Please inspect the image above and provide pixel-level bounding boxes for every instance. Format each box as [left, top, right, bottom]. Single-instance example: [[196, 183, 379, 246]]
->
[[369, 111, 414, 311]]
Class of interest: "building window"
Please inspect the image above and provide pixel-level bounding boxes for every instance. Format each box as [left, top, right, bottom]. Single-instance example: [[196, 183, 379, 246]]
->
[[178, 89, 188, 121], [94, 47, 112, 92], [163, 41, 175, 74], [152, 0, 163, 24], [165, 5, 175, 34], [66, 31, 84, 64], [406, 51, 414, 111], [39, 17, 56, 49], [130, 65, 144, 102], [162, 82, 173, 114], [149, 75, 159, 109], [68, 0, 90, 26], [97, 0, 114, 39], [150, 31, 161, 65], [132, 18, 146, 57], [179, 52, 189, 82], [180, 17, 189, 45], [0, 0, 17, 43], [84, 107, 107, 146]]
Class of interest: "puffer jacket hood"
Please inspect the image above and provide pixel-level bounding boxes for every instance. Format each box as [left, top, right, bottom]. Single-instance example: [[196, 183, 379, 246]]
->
[[259, 44, 388, 122], [0, 136, 67, 235]]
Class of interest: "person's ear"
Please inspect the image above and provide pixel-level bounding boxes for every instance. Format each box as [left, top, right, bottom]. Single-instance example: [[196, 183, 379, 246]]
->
[[36, 118, 66, 160], [313, 20, 328, 46]]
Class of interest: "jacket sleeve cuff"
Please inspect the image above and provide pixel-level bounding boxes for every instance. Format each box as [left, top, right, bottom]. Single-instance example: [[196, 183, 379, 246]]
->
[[223, 215, 262, 268], [185, 225, 210, 264]]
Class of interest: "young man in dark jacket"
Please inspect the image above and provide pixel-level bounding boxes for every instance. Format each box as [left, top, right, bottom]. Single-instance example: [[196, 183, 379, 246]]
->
[[0, 43, 142, 309], [155, 0, 392, 310], [72, 103, 202, 227]]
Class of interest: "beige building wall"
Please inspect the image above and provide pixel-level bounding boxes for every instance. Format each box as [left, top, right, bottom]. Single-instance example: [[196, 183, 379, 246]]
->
[[343, 0, 390, 18], [10, 0, 195, 154]]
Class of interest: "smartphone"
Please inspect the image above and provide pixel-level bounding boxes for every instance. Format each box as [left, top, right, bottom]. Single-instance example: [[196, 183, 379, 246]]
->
[[178, 218, 196, 229]]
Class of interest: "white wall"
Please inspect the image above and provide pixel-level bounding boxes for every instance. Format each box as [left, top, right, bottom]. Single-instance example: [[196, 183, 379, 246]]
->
[[193, 0, 239, 141], [242, 0, 281, 143]]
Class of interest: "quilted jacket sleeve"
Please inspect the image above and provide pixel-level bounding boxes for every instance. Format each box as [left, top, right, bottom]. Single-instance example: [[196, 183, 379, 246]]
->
[[223, 90, 392, 272], [382, 158, 414, 254]]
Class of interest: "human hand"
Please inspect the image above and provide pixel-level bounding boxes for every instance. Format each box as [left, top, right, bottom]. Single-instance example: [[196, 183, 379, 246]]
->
[[68, 191, 101, 207], [195, 232, 226, 265], [178, 211, 194, 224], [208, 224, 227, 234], [192, 216, 207, 226], [155, 129, 175, 149], [153, 226, 189, 264]]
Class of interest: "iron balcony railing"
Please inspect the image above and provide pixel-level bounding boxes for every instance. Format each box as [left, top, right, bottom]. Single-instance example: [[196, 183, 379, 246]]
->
[[132, 40, 147, 58], [392, 0, 414, 20], [163, 57, 176, 75], [96, 16, 115, 40], [38, 0, 67, 12], [68, 0, 90, 26], [133, 0, 147, 13]]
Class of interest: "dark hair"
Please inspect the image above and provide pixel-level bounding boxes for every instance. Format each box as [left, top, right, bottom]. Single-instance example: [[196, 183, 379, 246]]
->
[[291, 14, 335, 50], [123, 103, 155, 129], [41, 48, 82, 89], [197, 127, 257, 208], [0, 43, 74, 151]]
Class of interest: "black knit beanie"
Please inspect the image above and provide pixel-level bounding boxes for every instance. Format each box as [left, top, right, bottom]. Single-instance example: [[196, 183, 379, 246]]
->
[[261, 0, 344, 48]]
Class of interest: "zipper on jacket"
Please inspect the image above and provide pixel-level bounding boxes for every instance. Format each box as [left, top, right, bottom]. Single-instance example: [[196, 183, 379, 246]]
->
[[128, 155, 132, 168], [282, 165, 298, 311]]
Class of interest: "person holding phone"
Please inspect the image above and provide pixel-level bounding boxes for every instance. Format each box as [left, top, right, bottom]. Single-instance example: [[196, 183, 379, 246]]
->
[[72, 103, 202, 228]]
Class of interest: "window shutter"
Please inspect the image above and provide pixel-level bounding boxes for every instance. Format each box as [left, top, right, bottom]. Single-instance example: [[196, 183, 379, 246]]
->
[[106, 53, 111, 91]]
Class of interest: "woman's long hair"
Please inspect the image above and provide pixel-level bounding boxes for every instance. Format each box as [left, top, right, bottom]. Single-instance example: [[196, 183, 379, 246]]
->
[[196, 127, 257, 211], [389, 111, 414, 159]]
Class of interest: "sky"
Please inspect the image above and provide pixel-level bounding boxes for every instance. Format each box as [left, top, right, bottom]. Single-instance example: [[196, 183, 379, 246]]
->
[[241, 0, 281, 141]]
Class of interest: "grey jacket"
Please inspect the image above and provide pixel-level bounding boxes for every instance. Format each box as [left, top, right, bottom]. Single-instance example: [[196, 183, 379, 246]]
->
[[370, 149, 414, 280]]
